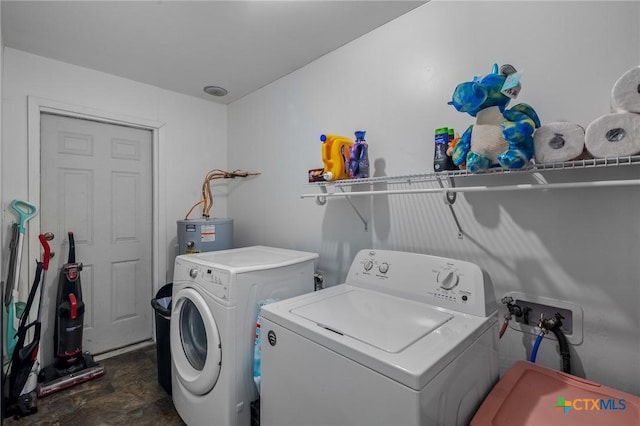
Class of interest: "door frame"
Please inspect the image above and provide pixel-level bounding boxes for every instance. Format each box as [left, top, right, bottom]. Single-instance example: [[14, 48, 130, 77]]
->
[[27, 95, 167, 340]]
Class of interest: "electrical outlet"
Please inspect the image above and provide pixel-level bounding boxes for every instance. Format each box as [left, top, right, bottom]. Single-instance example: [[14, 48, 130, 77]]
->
[[503, 292, 583, 345]]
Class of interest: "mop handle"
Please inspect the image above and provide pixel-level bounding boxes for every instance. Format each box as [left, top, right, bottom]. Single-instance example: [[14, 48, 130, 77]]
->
[[10, 200, 38, 234]]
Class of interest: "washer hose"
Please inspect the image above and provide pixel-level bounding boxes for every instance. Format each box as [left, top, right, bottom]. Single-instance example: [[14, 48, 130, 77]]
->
[[499, 318, 509, 339], [529, 332, 544, 363], [550, 326, 571, 374]]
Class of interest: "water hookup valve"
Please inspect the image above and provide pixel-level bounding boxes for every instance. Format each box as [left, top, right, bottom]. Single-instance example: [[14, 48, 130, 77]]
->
[[537, 312, 565, 334], [499, 296, 531, 338]]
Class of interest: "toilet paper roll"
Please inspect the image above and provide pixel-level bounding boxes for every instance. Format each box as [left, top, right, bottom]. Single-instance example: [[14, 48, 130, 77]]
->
[[611, 66, 640, 113], [534, 122, 585, 163], [585, 112, 640, 158]]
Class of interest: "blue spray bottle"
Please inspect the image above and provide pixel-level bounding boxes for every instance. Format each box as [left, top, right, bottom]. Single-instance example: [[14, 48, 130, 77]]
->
[[349, 130, 369, 179]]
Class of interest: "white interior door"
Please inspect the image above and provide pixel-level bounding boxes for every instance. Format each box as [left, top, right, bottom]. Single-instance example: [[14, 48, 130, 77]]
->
[[40, 113, 153, 359]]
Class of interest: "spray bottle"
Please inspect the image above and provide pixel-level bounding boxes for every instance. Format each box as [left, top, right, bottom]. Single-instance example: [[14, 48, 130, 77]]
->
[[349, 130, 369, 179]]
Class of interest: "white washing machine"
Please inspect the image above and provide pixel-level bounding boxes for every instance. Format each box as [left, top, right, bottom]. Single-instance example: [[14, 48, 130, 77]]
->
[[170, 245, 319, 426], [260, 249, 499, 426]]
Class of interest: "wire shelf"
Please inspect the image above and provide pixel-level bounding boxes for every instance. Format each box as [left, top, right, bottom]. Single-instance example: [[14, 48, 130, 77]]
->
[[302, 155, 640, 235], [306, 155, 640, 190]]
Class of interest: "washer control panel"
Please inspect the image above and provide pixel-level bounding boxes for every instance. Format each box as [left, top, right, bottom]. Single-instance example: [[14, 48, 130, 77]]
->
[[361, 258, 391, 276], [176, 258, 231, 302], [429, 261, 471, 305], [201, 267, 231, 301], [346, 249, 495, 317]]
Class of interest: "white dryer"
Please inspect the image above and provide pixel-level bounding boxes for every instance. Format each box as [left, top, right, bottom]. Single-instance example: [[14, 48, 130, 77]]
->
[[260, 249, 499, 426], [170, 245, 318, 426]]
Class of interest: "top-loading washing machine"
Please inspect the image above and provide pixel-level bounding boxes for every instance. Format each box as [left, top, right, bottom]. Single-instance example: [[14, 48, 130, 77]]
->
[[260, 249, 499, 426], [170, 245, 319, 426]]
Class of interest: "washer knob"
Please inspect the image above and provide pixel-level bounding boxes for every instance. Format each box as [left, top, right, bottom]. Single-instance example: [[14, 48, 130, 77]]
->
[[189, 268, 199, 279], [437, 270, 459, 290], [364, 260, 374, 271], [378, 262, 389, 274]]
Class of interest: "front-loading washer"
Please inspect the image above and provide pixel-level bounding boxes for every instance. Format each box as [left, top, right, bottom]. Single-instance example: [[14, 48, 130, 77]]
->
[[170, 245, 318, 426], [260, 249, 499, 426]]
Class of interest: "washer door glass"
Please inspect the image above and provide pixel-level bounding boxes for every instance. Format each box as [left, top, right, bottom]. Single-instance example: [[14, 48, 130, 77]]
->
[[180, 299, 207, 370], [170, 286, 222, 396]]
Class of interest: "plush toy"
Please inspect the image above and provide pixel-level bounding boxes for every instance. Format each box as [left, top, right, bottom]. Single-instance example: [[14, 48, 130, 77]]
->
[[448, 64, 541, 173]]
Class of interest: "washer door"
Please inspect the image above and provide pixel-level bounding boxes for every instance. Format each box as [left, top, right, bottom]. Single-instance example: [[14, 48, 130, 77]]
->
[[170, 286, 222, 395]]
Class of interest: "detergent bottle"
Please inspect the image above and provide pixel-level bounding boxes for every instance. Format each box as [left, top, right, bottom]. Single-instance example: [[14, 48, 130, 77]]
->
[[321, 134, 353, 181], [349, 130, 369, 179]]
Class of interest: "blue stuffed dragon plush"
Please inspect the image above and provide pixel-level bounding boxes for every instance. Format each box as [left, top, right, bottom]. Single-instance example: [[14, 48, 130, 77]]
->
[[449, 64, 541, 173]]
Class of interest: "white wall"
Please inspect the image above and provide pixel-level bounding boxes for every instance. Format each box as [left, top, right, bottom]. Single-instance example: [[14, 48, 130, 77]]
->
[[1, 47, 228, 288], [228, 1, 640, 395]]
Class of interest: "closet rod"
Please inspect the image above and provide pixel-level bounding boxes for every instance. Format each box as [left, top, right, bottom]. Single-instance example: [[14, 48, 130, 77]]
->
[[301, 179, 640, 200]]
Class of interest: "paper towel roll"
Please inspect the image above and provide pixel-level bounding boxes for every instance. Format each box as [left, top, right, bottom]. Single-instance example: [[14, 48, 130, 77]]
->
[[611, 66, 640, 113], [585, 112, 640, 158], [534, 122, 585, 163]]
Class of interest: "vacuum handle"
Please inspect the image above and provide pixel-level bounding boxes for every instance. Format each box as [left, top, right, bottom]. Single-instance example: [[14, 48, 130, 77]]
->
[[68, 232, 76, 263], [39, 234, 51, 271]]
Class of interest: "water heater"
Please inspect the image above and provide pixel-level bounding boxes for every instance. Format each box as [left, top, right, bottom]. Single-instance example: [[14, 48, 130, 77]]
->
[[177, 218, 233, 255]]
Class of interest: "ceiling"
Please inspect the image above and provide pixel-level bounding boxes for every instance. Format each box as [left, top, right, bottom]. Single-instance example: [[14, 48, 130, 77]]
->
[[1, 1, 427, 104]]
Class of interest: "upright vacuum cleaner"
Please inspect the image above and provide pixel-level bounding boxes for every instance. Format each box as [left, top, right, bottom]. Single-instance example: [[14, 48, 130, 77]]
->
[[38, 232, 105, 397]]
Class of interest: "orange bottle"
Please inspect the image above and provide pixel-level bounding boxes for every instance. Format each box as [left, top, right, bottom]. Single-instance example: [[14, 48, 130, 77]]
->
[[320, 134, 353, 181]]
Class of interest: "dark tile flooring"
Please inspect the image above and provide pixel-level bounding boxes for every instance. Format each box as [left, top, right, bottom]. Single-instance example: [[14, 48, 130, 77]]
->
[[4, 344, 185, 426]]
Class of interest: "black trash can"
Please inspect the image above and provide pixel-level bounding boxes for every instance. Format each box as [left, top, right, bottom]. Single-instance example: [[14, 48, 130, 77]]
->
[[151, 283, 173, 395]]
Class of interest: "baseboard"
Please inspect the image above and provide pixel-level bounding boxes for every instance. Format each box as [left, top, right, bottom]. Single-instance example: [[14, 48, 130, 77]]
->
[[94, 340, 155, 361]]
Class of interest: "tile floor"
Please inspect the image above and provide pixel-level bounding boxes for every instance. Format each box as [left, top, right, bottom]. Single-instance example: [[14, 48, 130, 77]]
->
[[4, 344, 185, 426]]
